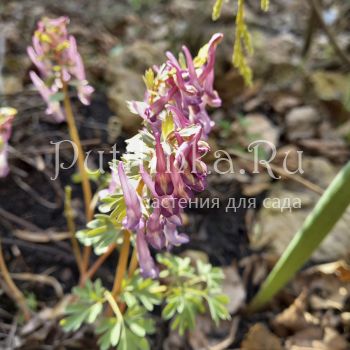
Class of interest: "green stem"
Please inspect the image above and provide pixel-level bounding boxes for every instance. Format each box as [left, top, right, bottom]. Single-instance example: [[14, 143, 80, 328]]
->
[[248, 161, 350, 312]]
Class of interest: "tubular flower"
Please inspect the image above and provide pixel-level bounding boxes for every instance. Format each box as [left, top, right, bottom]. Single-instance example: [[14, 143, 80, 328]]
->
[[0, 108, 17, 178], [118, 162, 142, 231], [27, 17, 94, 122], [102, 33, 223, 278]]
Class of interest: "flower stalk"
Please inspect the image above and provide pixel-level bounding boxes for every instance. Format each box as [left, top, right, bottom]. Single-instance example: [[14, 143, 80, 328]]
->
[[81, 243, 117, 285], [0, 241, 31, 321], [111, 230, 131, 299], [62, 81, 93, 276], [28, 17, 95, 281], [106, 230, 131, 316], [64, 186, 83, 275], [128, 247, 138, 277]]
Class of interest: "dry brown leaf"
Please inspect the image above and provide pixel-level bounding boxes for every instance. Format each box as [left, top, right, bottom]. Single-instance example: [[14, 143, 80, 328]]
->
[[222, 265, 246, 314], [270, 93, 301, 114], [240, 323, 283, 350], [272, 291, 319, 335], [287, 327, 348, 350]]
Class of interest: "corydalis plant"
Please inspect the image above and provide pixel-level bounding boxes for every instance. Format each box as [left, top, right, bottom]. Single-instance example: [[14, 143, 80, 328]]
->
[[28, 16, 94, 122], [28, 17, 94, 280], [0, 107, 16, 178], [79, 33, 224, 279], [67, 33, 229, 349]]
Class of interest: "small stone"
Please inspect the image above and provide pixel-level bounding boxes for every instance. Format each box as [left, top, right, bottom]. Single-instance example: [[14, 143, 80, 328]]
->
[[285, 106, 321, 141]]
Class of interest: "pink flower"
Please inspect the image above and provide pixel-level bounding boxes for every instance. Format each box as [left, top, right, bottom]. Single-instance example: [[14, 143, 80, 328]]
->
[[29, 72, 65, 123], [0, 108, 17, 178], [28, 17, 94, 122]]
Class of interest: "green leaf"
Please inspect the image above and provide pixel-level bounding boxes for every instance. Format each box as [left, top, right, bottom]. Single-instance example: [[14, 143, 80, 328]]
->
[[87, 303, 103, 323], [61, 279, 106, 332], [207, 294, 230, 325], [61, 309, 90, 332], [76, 214, 123, 255], [96, 317, 123, 350], [98, 194, 124, 214], [158, 253, 230, 334], [122, 270, 164, 311], [110, 321, 122, 346], [97, 305, 154, 350], [162, 300, 177, 320], [129, 322, 146, 338]]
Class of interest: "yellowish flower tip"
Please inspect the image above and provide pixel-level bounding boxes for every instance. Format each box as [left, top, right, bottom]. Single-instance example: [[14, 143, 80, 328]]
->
[[143, 68, 155, 91], [193, 43, 210, 68], [261, 0, 269, 12], [212, 0, 224, 21], [53, 65, 62, 72], [178, 52, 187, 70], [38, 32, 52, 44], [0, 107, 17, 119], [56, 40, 70, 52], [161, 112, 175, 140]]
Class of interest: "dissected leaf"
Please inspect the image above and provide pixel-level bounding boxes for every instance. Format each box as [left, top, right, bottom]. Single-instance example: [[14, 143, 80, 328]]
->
[[61, 279, 106, 332]]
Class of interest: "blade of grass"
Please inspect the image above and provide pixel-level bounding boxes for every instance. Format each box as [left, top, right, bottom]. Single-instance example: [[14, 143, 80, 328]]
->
[[248, 161, 350, 312]]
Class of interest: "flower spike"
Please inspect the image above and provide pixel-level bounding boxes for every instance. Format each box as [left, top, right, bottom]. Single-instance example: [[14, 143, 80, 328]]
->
[[28, 16, 94, 122], [99, 33, 223, 278]]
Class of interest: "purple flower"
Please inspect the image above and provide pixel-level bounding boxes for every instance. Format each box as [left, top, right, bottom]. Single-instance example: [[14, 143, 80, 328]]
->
[[100, 34, 223, 279], [146, 207, 166, 250], [140, 163, 180, 218], [164, 220, 189, 248], [154, 133, 174, 196], [136, 219, 159, 279], [118, 162, 142, 230]]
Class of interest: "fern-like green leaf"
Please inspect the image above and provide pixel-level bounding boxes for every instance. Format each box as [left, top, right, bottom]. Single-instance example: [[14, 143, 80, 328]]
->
[[61, 279, 106, 332], [76, 214, 123, 255]]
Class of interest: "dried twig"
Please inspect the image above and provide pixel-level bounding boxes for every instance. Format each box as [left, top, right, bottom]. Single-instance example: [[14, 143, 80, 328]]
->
[[13, 230, 71, 243], [13, 175, 60, 209], [10, 273, 63, 298], [0, 207, 40, 231], [209, 316, 240, 350], [0, 241, 31, 321], [309, 0, 350, 69]]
